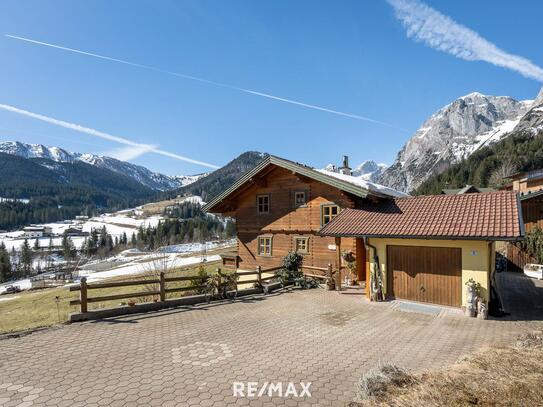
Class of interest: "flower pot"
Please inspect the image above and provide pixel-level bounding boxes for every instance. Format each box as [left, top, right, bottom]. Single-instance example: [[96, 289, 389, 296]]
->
[[127, 300, 136, 307]]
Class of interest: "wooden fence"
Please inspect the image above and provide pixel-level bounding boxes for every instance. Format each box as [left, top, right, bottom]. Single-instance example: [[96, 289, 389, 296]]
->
[[506, 243, 537, 272], [70, 265, 283, 313]]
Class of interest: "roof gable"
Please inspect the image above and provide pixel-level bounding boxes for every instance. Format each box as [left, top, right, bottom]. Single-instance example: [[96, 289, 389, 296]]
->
[[203, 155, 406, 213]]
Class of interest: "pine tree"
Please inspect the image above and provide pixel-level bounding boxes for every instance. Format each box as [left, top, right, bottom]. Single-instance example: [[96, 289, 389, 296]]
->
[[20, 239, 32, 277], [33, 238, 40, 251], [62, 234, 75, 262], [0, 242, 12, 283]]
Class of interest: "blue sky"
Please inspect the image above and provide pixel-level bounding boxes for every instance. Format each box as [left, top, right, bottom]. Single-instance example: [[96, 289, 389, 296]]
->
[[0, 0, 542, 176]]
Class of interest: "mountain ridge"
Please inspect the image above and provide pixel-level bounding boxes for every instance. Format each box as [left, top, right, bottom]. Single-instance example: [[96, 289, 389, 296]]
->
[[377, 91, 536, 192], [0, 141, 205, 191]]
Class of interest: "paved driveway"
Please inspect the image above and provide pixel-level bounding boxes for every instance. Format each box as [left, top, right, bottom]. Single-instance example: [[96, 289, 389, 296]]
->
[[1, 273, 541, 406]]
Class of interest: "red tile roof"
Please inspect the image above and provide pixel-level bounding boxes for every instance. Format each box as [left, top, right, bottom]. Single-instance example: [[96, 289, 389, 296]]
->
[[319, 191, 524, 240]]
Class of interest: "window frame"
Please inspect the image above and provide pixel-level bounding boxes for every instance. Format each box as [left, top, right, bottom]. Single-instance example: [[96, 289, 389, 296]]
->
[[257, 235, 273, 257], [293, 190, 307, 208], [293, 236, 310, 254], [321, 203, 340, 226], [256, 194, 270, 215]]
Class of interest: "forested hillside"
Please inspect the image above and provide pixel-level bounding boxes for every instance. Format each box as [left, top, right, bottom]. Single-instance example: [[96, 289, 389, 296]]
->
[[0, 153, 157, 229], [169, 151, 265, 202], [416, 132, 543, 195]]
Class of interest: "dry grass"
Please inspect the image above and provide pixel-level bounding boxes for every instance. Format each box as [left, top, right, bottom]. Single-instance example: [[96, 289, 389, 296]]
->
[[350, 331, 543, 407], [0, 262, 221, 334]]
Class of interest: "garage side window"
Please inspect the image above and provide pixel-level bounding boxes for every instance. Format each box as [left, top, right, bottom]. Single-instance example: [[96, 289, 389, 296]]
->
[[321, 204, 339, 225], [257, 236, 272, 256], [257, 194, 270, 214]]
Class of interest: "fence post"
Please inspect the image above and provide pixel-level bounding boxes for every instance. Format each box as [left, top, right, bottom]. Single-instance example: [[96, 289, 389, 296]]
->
[[327, 263, 332, 279], [216, 267, 222, 298], [159, 271, 166, 302], [256, 265, 262, 287], [336, 267, 342, 291], [80, 277, 88, 313]]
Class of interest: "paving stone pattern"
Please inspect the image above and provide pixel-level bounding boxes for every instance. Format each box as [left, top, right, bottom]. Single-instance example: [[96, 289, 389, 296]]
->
[[0, 272, 541, 406]]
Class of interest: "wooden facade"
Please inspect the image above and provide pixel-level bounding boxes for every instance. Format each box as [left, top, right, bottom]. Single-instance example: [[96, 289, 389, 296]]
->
[[234, 166, 358, 270], [521, 194, 543, 233], [505, 194, 543, 271]]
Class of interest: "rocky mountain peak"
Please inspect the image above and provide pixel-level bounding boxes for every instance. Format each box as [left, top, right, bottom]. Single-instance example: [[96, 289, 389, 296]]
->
[[377, 92, 533, 192], [535, 86, 543, 107]]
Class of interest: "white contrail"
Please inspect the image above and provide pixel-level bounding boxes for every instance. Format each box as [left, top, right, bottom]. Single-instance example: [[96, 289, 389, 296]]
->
[[105, 144, 157, 161], [387, 0, 543, 82], [5, 34, 407, 132], [0, 103, 220, 169]]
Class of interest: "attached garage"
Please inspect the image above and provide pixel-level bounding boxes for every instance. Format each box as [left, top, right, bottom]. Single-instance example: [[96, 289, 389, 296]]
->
[[319, 191, 524, 308], [387, 246, 461, 307]]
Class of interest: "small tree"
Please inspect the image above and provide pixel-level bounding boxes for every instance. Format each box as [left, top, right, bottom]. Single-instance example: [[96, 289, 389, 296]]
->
[[0, 242, 12, 283], [276, 251, 304, 285], [62, 234, 75, 262], [20, 239, 32, 277], [522, 227, 543, 263], [33, 238, 40, 251]]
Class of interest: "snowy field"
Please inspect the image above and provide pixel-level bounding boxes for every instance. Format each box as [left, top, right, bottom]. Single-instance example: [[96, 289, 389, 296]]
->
[[0, 210, 164, 251], [0, 240, 234, 294]]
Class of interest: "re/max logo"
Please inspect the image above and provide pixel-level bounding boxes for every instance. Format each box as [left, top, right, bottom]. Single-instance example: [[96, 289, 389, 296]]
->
[[232, 382, 312, 398]]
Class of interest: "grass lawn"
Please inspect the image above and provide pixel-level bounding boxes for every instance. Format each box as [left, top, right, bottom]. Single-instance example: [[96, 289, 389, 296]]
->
[[0, 261, 224, 334]]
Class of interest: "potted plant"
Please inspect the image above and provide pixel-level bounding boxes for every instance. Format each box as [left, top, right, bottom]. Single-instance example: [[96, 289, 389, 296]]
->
[[342, 250, 357, 285], [465, 278, 481, 317]]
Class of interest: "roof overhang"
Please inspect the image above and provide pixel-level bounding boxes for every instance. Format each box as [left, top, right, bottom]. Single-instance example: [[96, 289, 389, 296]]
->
[[317, 231, 523, 242], [203, 155, 379, 213]]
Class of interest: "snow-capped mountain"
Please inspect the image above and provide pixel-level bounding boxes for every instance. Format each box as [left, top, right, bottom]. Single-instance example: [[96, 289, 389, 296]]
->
[[377, 92, 534, 192], [0, 141, 206, 191], [323, 160, 388, 183], [511, 87, 543, 137], [352, 160, 388, 181]]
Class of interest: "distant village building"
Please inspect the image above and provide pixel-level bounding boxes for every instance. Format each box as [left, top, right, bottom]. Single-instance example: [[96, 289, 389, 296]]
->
[[441, 185, 495, 195], [75, 215, 89, 221], [64, 227, 89, 237], [23, 226, 53, 238]]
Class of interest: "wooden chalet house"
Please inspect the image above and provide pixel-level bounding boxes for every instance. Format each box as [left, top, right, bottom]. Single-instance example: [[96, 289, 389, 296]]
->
[[203, 155, 406, 284], [205, 155, 524, 309]]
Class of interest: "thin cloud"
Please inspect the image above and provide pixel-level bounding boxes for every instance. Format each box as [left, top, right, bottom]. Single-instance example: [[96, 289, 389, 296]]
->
[[387, 0, 543, 82], [5, 34, 408, 132], [106, 144, 157, 161], [0, 103, 220, 169]]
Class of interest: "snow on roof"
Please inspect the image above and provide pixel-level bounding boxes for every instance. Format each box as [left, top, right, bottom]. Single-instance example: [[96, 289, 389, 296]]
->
[[316, 169, 408, 198]]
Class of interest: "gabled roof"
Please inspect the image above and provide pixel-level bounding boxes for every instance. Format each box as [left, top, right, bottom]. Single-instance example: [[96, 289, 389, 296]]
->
[[520, 189, 543, 201], [319, 191, 523, 241], [203, 155, 407, 213], [441, 185, 495, 195]]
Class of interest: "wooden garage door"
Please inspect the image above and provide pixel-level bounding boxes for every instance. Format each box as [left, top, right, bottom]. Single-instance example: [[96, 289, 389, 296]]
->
[[387, 246, 462, 307]]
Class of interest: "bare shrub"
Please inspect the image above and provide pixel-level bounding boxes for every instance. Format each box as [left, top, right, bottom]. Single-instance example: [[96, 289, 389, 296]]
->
[[355, 362, 415, 401], [350, 331, 543, 407], [516, 331, 543, 349]]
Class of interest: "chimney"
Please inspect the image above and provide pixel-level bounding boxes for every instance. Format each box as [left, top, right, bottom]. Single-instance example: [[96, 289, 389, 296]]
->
[[339, 155, 351, 176]]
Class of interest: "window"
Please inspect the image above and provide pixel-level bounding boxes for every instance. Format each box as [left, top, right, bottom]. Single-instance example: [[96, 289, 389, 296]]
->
[[257, 236, 272, 256], [321, 204, 339, 225], [294, 191, 307, 207], [257, 194, 270, 214], [294, 237, 309, 254]]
